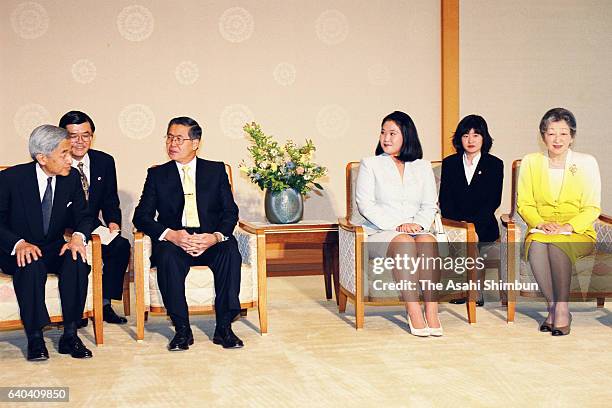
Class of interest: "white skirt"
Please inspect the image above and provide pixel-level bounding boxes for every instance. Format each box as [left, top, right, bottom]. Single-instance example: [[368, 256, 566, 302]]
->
[[367, 230, 436, 259]]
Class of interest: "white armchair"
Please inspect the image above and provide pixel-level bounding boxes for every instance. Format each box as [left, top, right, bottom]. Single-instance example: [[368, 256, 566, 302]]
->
[[0, 234, 104, 345], [338, 161, 480, 329], [132, 164, 265, 341], [501, 159, 612, 322]]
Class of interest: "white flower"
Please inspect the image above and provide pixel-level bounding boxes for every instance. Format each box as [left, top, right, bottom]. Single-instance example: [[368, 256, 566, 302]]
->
[[304, 174, 311, 180], [259, 161, 269, 169], [270, 148, 279, 156]]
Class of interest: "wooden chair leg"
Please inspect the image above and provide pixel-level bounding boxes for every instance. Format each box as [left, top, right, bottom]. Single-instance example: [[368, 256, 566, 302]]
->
[[355, 295, 364, 329], [91, 235, 104, 345], [122, 271, 131, 316], [507, 300, 516, 322], [134, 236, 145, 341], [256, 231, 268, 334], [338, 289, 348, 313], [597, 297, 605, 308], [466, 300, 476, 324]]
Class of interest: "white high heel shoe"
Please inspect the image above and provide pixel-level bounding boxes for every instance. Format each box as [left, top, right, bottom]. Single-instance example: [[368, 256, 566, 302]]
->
[[426, 314, 443, 337], [407, 314, 430, 337]]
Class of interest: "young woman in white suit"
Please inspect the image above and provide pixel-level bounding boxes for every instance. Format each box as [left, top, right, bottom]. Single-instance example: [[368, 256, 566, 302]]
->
[[356, 111, 441, 337]]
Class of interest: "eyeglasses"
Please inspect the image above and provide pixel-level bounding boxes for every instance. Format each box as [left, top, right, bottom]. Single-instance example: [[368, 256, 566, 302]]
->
[[165, 135, 193, 145], [69, 134, 91, 141]]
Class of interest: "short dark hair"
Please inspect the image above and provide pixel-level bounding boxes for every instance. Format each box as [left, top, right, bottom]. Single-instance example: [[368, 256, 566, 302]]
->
[[375, 111, 423, 162], [451, 114, 494, 154], [58, 110, 95, 133], [539, 107, 576, 137], [167, 116, 202, 140]]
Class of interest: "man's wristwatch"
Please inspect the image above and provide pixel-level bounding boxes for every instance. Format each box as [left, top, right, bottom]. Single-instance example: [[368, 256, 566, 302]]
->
[[213, 232, 228, 243]]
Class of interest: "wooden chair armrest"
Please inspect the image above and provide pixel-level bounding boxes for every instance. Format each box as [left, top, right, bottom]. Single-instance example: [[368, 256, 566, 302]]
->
[[338, 217, 364, 234], [500, 214, 514, 227], [440, 217, 471, 229], [599, 214, 612, 224]]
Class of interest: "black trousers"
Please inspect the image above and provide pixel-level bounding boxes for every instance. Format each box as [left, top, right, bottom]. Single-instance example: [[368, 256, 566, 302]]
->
[[102, 235, 130, 300], [151, 237, 242, 328], [0, 240, 90, 333]]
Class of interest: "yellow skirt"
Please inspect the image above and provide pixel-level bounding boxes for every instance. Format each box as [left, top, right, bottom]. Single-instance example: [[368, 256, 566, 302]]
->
[[525, 232, 595, 264]]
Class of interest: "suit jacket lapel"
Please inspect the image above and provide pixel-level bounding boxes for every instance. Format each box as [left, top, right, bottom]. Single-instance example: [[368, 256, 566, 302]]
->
[[49, 174, 69, 236], [469, 154, 485, 187], [21, 162, 44, 238], [88, 153, 100, 203], [195, 158, 208, 222], [557, 149, 573, 203], [165, 162, 184, 219]]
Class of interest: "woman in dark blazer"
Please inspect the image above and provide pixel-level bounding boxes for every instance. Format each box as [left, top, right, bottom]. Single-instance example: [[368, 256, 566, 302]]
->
[[439, 114, 504, 305]]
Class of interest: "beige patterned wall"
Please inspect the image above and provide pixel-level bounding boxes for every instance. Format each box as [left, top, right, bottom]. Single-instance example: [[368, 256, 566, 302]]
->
[[460, 0, 612, 214], [0, 0, 441, 234]]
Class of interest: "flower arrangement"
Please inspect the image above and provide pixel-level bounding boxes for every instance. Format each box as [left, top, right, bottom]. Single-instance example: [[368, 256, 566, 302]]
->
[[240, 122, 327, 195]]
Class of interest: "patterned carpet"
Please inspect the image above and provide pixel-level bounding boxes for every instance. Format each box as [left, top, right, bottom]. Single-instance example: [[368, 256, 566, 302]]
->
[[1, 275, 611, 407]]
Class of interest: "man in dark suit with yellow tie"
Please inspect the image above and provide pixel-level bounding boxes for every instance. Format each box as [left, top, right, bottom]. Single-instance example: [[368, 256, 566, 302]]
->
[[133, 117, 243, 351], [0, 125, 94, 360]]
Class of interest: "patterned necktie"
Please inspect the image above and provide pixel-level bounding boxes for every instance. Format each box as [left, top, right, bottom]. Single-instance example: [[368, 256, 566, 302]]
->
[[41, 177, 53, 235], [182, 165, 200, 228], [77, 162, 89, 201]]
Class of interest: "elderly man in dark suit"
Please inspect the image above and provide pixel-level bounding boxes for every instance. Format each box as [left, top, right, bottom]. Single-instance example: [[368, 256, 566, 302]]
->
[[59, 111, 130, 325], [0, 125, 94, 360], [133, 116, 243, 351]]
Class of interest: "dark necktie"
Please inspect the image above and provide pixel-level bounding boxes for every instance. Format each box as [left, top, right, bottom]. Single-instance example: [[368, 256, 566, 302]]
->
[[77, 162, 89, 201], [42, 177, 53, 235]]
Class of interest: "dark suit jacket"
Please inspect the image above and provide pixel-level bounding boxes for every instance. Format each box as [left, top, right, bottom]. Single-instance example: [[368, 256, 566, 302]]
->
[[0, 162, 93, 254], [439, 153, 504, 243], [132, 158, 239, 241], [83, 149, 122, 229]]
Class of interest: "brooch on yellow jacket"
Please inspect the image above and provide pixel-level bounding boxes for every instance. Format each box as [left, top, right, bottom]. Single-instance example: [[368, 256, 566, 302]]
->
[[569, 164, 577, 176]]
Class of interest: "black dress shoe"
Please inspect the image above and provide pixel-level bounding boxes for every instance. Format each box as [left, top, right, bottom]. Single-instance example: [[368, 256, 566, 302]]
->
[[103, 304, 128, 324], [27, 337, 49, 361], [58, 335, 93, 359], [539, 321, 553, 332], [168, 326, 194, 351], [213, 326, 244, 349], [78, 318, 89, 328]]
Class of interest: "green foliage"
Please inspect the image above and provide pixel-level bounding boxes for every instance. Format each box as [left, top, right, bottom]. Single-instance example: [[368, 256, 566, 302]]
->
[[240, 122, 327, 195]]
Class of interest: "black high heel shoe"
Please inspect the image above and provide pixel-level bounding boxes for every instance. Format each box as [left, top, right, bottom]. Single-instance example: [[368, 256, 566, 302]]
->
[[539, 321, 553, 332], [551, 314, 572, 336]]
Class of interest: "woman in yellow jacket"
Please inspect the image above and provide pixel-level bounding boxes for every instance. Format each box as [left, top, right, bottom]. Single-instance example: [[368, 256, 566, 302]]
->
[[518, 107, 601, 336]]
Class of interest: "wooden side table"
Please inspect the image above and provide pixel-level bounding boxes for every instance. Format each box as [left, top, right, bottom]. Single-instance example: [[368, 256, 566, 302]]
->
[[238, 220, 339, 334]]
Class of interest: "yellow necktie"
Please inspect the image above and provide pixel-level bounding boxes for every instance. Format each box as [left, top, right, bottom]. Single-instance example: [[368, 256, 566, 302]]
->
[[182, 165, 200, 228]]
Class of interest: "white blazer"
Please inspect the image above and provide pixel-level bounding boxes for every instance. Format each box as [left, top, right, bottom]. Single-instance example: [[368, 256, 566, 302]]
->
[[355, 154, 438, 235]]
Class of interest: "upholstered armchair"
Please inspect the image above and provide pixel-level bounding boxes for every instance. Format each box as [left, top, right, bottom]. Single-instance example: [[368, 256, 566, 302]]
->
[[132, 164, 264, 341], [0, 165, 104, 345], [338, 161, 480, 329], [501, 159, 612, 322], [0, 237, 104, 345]]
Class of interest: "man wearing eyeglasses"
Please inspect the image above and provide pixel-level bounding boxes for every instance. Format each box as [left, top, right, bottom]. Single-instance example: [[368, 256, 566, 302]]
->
[[59, 111, 130, 326], [133, 116, 243, 351]]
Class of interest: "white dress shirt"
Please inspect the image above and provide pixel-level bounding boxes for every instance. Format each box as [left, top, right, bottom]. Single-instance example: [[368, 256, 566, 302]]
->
[[462, 152, 481, 185], [36, 162, 56, 201], [72, 153, 90, 182]]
